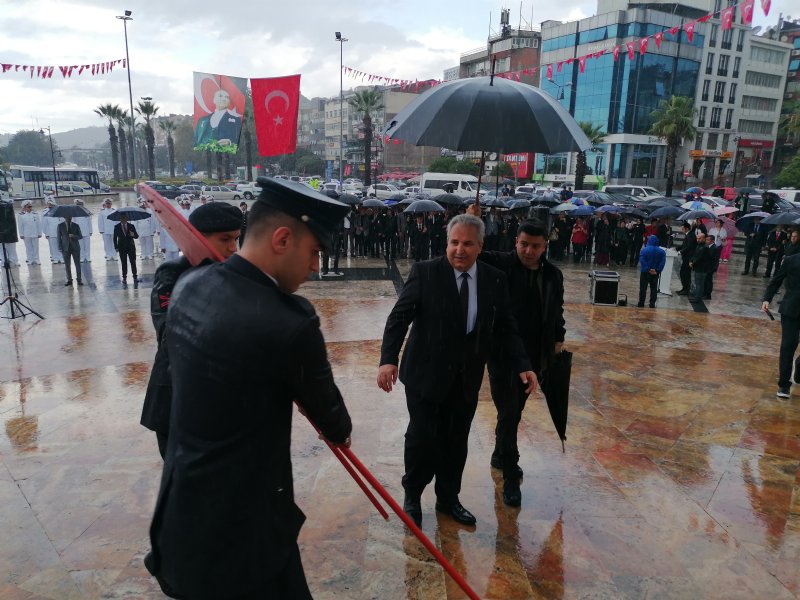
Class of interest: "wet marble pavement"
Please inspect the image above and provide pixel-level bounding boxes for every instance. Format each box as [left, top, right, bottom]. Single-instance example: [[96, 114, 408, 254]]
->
[[1, 232, 799, 599]]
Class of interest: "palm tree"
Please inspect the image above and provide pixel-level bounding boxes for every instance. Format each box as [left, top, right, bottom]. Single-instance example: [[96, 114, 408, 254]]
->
[[348, 88, 384, 186], [113, 106, 129, 180], [135, 99, 159, 180], [574, 122, 605, 190], [158, 119, 177, 178], [649, 96, 697, 196], [94, 103, 119, 181]]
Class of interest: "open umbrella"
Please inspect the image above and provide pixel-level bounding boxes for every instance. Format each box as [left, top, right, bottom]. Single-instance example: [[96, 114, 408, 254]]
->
[[736, 186, 759, 195], [338, 193, 362, 206], [513, 192, 534, 199], [482, 196, 508, 208], [619, 206, 649, 218], [387, 192, 407, 202], [681, 200, 713, 211], [648, 206, 684, 218], [761, 212, 800, 225], [323, 189, 340, 199], [736, 211, 772, 231], [644, 197, 683, 208], [571, 205, 595, 217], [686, 186, 705, 194], [539, 350, 572, 452], [398, 197, 417, 206], [362, 198, 385, 209], [594, 205, 624, 214], [570, 197, 589, 206], [677, 209, 717, 221], [431, 193, 464, 207], [48, 205, 92, 218], [107, 206, 151, 221], [506, 198, 531, 210], [713, 205, 738, 216], [404, 199, 445, 214], [551, 202, 578, 213]]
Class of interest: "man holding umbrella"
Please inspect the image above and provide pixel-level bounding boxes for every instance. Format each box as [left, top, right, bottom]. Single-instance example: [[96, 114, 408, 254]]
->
[[57, 215, 83, 286], [113, 212, 140, 286]]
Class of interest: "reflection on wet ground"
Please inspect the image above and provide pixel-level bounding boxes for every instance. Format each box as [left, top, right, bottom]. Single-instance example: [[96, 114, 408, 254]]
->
[[0, 233, 799, 598]]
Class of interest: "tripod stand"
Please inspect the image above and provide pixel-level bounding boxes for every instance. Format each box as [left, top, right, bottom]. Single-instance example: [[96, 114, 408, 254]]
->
[[0, 242, 44, 319]]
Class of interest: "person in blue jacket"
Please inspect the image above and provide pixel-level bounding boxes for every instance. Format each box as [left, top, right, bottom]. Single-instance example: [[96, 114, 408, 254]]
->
[[638, 234, 666, 308]]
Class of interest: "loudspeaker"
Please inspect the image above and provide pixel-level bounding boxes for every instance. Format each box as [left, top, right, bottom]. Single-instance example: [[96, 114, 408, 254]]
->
[[0, 201, 18, 244]]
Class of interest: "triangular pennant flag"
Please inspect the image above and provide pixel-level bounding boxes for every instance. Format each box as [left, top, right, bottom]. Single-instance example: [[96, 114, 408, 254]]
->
[[565, 58, 574, 65], [668, 25, 679, 37], [78, 65, 85, 75], [557, 62, 563, 73], [14, 65, 19, 71], [698, 13, 712, 23], [761, 0, 770, 15], [578, 56, 587, 73], [47, 66, 54, 78], [2, 64, 11, 73], [654, 31, 663, 48], [68, 66, 75, 77], [721, 6, 734, 29], [742, 0, 755, 23], [546, 63, 553, 79], [36, 66, 41, 77], [684, 21, 695, 43], [22, 65, 27, 71], [639, 37, 649, 55], [612, 45, 620, 61], [626, 41, 636, 60], [122, 58, 127, 68]]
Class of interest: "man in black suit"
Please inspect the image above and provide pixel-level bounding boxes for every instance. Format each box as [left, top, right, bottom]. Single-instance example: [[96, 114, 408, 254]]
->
[[146, 178, 352, 599], [676, 222, 696, 295], [689, 231, 710, 303], [377, 214, 536, 527], [57, 216, 83, 286], [703, 234, 722, 300], [113, 213, 140, 286], [764, 224, 787, 278], [763, 252, 800, 398], [742, 217, 766, 276]]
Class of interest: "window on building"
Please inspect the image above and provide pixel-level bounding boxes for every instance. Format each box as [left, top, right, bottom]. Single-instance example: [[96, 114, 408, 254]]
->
[[725, 109, 733, 129], [794, 37, 800, 49], [737, 29, 745, 51], [709, 24, 717, 47], [733, 56, 740, 78], [738, 119, 773, 134], [702, 79, 710, 101], [789, 59, 800, 72], [699, 106, 707, 127], [744, 71, 782, 87], [717, 54, 729, 76], [707, 133, 719, 149], [714, 0, 721, 12], [706, 53, 715, 74], [722, 133, 730, 150], [710, 107, 722, 128], [750, 46, 787, 65], [741, 95, 779, 111], [721, 28, 733, 50], [729, 82, 737, 103], [695, 134, 704, 150], [714, 81, 726, 103]]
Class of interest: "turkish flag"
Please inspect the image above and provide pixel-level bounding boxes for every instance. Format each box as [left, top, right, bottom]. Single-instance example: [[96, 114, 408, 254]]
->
[[546, 63, 553, 79], [654, 32, 663, 48], [742, 0, 755, 23], [251, 74, 301, 157], [760, 0, 770, 16], [626, 41, 636, 60], [612, 45, 620, 61], [721, 6, 734, 30], [639, 37, 649, 55], [684, 21, 696, 43], [668, 26, 679, 37], [578, 56, 587, 73]]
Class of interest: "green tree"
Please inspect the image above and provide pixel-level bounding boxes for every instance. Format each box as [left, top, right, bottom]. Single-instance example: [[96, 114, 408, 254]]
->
[[113, 106, 129, 180], [348, 88, 384, 186], [135, 99, 159, 180], [490, 161, 514, 177], [427, 156, 479, 175], [649, 96, 696, 196], [5, 130, 61, 167], [94, 103, 120, 180], [574, 122, 605, 190], [775, 154, 800, 188], [158, 119, 178, 178], [297, 153, 325, 175]]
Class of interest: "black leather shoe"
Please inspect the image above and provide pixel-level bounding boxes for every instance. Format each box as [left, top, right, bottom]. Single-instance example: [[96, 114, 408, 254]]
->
[[490, 455, 523, 479], [403, 495, 422, 527], [435, 500, 476, 525], [64, 280, 72, 286], [77, 281, 84, 286], [502, 479, 522, 507]]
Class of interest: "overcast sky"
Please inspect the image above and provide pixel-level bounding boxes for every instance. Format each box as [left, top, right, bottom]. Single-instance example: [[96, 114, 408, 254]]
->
[[0, 0, 789, 134]]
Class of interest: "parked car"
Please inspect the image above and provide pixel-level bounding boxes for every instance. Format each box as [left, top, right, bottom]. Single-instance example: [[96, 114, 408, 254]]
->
[[768, 189, 800, 205], [201, 185, 242, 201], [602, 185, 662, 198], [179, 185, 203, 197], [366, 183, 401, 199], [710, 187, 737, 201], [515, 185, 537, 195], [149, 183, 183, 199], [403, 186, 422, 196], [43, 183, 95, 195], [235, 182, 262, 199]]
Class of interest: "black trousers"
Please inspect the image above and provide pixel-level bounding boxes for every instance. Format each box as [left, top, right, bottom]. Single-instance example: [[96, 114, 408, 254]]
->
[[679, 257, 692, 291], [744, 245, 762, 274], [488, 362, 531, 480], [704, 271, 716, 297], [629, 242, 642, 267], [765, 250, 784, 277], [402, 380, 478, 505], [779, 314, 800, 389], [638, 271, 658, 306], [118, 246, 137, 279], [62, 247, 81, 282]]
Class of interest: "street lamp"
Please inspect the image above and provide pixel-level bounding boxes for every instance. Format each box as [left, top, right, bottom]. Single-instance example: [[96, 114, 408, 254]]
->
[[39, 126, 59, 197], [335, 31, 348, 182], [547, 78, 573, 101], [116, 10, 136, 182], [731, 135, 740, 187]]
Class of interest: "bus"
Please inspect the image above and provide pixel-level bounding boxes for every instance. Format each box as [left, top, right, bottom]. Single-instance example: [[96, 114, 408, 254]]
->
[[0, 169, 9, 200], [7, 165, 102, 198]]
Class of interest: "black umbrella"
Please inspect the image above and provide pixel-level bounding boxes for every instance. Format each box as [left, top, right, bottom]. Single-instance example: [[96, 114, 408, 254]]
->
[[648, 206, 684, 218], [676, 209, 716, 221], [513, 192, 533, 199], [761, 211, 800, 225], [48, 205, 92, 218], [481, 196, 509, 208], [431, 193, 464, 206], [398, 197, 417, 206], [362, 198, 385, 209], [506, 198, 531, 210], [644, 197, 683, 208], [107, 206, 151, 221], [338, 193, 362, 206], [387, 192, 407, 202], [620, 207, 649, 218], [384, 76, 591, 154], [403, 199, 445, 214], [323, 189, 340, 199], [539, 350, 572, 452], [736, 186, 759, 195]]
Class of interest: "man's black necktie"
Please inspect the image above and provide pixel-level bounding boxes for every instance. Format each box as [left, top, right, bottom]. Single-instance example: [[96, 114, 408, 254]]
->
[[459, 272, 470, 333]]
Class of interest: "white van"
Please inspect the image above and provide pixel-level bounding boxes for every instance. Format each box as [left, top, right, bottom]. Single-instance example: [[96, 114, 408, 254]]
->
[[768, 189, 800, 205], [420, 172, 480, 198], [602, 185, 661, 198]]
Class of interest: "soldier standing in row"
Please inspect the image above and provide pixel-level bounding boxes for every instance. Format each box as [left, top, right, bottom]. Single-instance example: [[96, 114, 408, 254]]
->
[[73, 199, 93, 263], [98, 198, 118, 260], [17, 201, 42, 265]]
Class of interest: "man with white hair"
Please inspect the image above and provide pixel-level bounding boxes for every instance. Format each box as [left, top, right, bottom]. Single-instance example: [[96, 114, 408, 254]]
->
[[42, 197, 63, 263], [72, 199, 93, 263], [17, 201, 42, 265], [98, 198, 117, 260]]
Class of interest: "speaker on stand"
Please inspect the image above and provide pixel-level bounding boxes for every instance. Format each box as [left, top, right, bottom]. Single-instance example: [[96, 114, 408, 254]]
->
[[0, 201, 44, 319]]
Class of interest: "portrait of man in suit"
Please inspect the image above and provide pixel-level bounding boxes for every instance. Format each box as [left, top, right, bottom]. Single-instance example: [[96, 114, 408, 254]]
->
[[377, 214, 536, 528], [193, 88, 243, 151]]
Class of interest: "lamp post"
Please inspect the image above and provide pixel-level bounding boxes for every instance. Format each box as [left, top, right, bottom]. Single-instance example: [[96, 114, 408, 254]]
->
[[731, 135, 740, 187], [547, 78, 572, 101], [335, 32, 348, 182], [39, 126, 59, 197], [116, 10, 136, 182]]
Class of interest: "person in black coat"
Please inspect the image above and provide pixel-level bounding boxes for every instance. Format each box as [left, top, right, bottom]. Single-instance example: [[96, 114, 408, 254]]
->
[[478, 218, 565, 507], [742, 217, 767, 276], [146, 179, 352, 600], [409, 213, 429, 261], [141, 203, 243, 459], [113, 214, 140, 285], [677, 222, 697, 295], [377, 214, 535, 527], [628, 217, 646, 267], [703, 233, 722, 300], [57, 216, 83, 286], [764, 225, 787, 278], [689, 231, 711, 302], [763, 252, 800, 397]]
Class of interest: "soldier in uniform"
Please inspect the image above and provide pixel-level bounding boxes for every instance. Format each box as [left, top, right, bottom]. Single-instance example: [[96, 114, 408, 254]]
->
[[72, 199, 93, 263], [146, 178, 352, 599], [141, 202, 243, 458], [98, 198, 117, 260], [42, 197, 63, 264], [137, 198, 157, 260], [17, 200, 42, 265]]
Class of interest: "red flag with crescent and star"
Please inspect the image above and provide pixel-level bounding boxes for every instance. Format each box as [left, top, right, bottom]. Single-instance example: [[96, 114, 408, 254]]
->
[[251, 74, 301, 157]]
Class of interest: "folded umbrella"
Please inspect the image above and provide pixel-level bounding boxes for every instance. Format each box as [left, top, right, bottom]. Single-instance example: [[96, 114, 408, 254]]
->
[[539, 350, 572, 452]]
